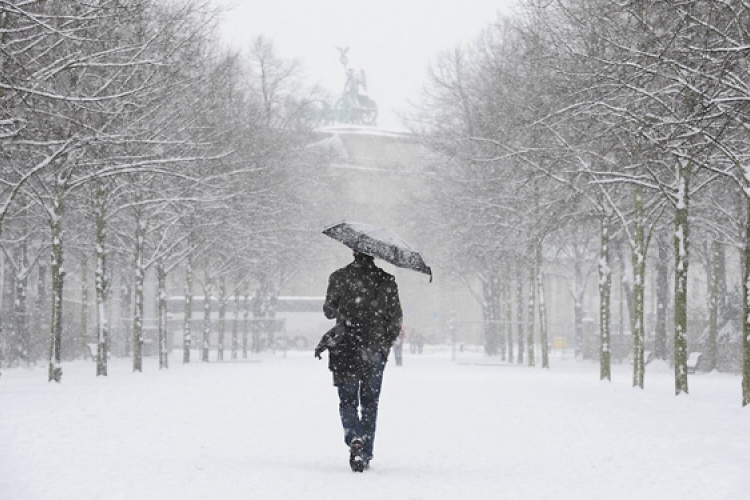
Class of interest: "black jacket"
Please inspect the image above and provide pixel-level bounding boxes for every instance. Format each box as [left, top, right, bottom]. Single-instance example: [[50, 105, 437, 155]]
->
[[321, 255, 403, 376]]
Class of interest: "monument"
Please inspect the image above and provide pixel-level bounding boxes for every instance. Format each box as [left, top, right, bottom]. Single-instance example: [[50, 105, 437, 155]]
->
[[310, 47, 379, 126]]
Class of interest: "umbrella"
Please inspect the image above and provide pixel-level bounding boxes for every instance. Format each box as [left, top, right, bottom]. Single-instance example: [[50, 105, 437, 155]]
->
[[322, 221, 433, 281]]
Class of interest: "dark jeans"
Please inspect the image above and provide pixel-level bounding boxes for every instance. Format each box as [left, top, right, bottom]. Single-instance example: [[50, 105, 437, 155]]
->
[[337, 350, 385, 461]]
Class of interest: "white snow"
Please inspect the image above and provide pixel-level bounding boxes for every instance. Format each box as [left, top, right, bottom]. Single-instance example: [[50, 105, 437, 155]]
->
[[1, 347, 748, 500]]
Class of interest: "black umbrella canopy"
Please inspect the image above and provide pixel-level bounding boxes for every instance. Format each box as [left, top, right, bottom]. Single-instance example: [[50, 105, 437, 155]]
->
[[322, 221, 433, 281]]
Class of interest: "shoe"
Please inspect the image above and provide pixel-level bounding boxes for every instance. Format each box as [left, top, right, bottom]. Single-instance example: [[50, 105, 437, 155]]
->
[[349, 438, 365, 472]]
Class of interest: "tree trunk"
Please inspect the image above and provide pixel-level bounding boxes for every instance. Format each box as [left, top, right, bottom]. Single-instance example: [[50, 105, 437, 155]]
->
[[183, 257, 193, 364], [106, 274, 114, 360], [81, 255, 88, 361], [537, 249, 549, 369], [6, 272, 17, 368], [252, 286, 262, 354], [132, 209, 145, 372], [527, 256, 536, 367], [504, 264, 513, 362], [120, 278, 132, 358], [202, 278, 212, 362], [516, 266, 524, 365], [742, 197, 750, 407], [495, 275, 506, 360], [483, 274, 500, 356], [655, 234, 669, 360], [615, 237, 635, 341], [242, 290, 250, 358], [48, 195, 65, 383], [632, 186, 646, 389], [574, 287, 586, 359], [94, 190, 109, 376], [217, 276, 226, 361], [706, 238, 720, 372], [673, 160, 690, 395], [34, 263, 48, 364], [232, 290, 240, 360], [157, 259, 168, 370], [0, 250, 5, 372], [481, 277, 490, 355], [15, 243, 30, 366], [599, 215, 612, 381]]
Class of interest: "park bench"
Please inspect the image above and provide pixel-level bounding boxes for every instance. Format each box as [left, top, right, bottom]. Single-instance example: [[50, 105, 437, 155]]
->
[[686, 352, 702, 373], [631, 351, 656, 365], [85, 342, 110, 361], [85, 343, 97, 361]]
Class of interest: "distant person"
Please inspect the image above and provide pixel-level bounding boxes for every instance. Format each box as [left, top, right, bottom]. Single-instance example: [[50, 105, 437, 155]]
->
[[315, 251, 403, 472], [414, 330, 425, 354], [393, 326, 405, 366]]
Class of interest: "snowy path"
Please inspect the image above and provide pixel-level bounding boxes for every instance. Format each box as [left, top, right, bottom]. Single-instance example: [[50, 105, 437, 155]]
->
[[1, 348, 748, 500]]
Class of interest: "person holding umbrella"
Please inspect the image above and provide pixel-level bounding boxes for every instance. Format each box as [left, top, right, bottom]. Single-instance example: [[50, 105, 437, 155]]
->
[[316, 250, 403, 472], [316, 221, 431, 472]]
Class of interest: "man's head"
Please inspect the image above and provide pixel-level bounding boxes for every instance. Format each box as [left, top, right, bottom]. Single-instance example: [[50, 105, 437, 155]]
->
[[353, 251, 374, 261]]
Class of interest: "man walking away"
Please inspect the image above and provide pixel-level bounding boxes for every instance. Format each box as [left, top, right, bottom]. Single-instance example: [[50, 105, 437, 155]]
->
[[315, 251, 403, 472]]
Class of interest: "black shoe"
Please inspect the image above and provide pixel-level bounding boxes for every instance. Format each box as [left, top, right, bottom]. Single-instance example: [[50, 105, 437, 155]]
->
[[349, 438, 365, 472]]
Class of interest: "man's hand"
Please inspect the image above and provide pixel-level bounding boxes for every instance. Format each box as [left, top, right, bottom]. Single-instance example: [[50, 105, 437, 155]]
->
[[314, 346, 325, 359]]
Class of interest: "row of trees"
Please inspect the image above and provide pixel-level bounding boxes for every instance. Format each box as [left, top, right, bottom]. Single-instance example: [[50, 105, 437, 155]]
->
[[412, 0, 750, 405], [0, 1, 327, 381]]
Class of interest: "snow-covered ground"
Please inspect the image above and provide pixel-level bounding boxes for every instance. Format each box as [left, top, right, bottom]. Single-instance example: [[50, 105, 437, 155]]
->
[[2, 346, 748, 500]]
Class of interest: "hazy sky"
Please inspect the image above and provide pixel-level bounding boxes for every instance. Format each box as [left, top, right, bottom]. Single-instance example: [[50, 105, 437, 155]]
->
[[211, 0, 518, 129]]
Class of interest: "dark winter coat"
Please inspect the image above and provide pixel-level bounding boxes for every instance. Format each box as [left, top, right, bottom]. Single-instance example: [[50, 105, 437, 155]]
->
[[320, 254, 402, 381]]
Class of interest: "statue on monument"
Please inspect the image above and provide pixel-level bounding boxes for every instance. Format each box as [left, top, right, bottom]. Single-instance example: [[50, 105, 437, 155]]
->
[[314, 47, 378, 125], [332, 47, 378, 126], [307, 48, 379, 127]]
